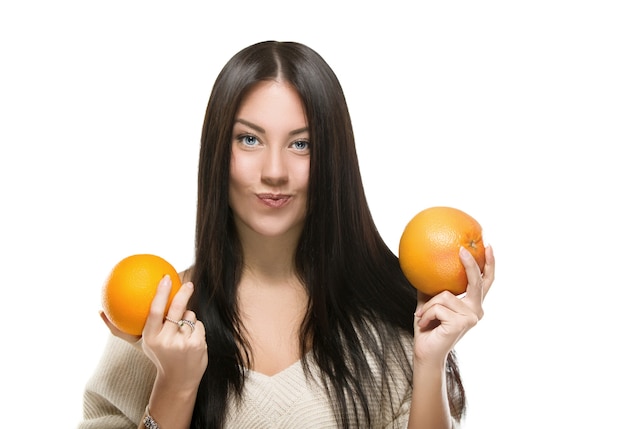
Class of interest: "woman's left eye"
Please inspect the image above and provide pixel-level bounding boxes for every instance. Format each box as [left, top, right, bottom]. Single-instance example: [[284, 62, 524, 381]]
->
[[292, 140, 309, 151]]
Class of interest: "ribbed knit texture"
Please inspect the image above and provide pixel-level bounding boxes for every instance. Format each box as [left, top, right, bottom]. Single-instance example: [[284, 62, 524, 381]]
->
[[79, 335, 155, 429], [78, 335, 412, 428], [225, 359, 336, 428]]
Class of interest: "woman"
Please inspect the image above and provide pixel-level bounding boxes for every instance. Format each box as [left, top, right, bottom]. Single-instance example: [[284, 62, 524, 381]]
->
[[80, 41, 495, 429]]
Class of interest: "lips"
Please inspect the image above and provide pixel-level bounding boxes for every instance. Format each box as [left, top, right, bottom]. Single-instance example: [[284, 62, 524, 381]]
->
[[257, 193, 292, 208]]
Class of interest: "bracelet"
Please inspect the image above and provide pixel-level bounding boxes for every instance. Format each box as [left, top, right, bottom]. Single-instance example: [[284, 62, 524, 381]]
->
[[143, 405, 160, 429]]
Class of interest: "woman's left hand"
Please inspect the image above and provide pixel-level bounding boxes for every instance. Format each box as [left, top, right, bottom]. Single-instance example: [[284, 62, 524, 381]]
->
[[413, 245, 495, 364]]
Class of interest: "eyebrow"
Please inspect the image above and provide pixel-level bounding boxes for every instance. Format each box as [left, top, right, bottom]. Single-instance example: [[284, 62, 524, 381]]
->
[[234, 118, 309, 136]]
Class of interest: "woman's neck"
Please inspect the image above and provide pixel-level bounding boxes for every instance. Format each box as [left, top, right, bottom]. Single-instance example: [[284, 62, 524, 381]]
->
[[234, 226, 310, 375], [238, 230, 301, 284]]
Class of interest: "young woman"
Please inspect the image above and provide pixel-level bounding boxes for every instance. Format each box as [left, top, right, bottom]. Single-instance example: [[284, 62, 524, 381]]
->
[[80, 41, 495, 429]]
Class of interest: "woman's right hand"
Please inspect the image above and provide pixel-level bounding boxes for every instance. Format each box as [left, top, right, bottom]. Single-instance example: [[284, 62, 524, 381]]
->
[[136, 275, 209, 429], [141, 275, 208, 392], [99, 276, 209, 389]]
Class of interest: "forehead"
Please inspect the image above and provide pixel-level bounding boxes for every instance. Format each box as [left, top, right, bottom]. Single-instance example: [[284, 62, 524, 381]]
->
[[235, 80, 307, 127]]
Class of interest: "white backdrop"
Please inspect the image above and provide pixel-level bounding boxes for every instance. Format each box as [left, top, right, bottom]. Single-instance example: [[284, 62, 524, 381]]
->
[[1, 1, 624, 427]]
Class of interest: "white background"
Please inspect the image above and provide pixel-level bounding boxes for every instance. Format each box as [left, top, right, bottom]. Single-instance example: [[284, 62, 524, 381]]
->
[[1, 1, 624, 427]]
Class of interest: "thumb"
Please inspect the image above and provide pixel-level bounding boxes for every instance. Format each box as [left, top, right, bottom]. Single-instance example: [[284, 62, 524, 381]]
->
[[99, 310, 142, 344]]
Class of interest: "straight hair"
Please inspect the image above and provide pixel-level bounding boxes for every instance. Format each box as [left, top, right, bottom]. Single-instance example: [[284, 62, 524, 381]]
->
[[189, 41, 465, 428]]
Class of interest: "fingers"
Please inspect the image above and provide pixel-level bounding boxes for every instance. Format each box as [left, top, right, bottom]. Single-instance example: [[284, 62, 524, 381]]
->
[[417, 300, 476, 330], [416, 291, 470, 319], [415, 291, 479, 333], [164, 309, 198, 336], [482, 244, 496, 296], [413, 246, 495, 360], [166, 281, 195, 321], [143, 275, 174, 336], [460, 245, 496, 311], [460, 246, 483, 304], [143, 276, 196, 337]]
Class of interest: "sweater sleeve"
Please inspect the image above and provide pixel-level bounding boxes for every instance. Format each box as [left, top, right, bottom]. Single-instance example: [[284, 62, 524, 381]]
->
[[78, 335, 156, 429]]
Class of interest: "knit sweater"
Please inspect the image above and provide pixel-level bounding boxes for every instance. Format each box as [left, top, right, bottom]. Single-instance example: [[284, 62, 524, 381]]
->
[[78, 335, 413, 428]]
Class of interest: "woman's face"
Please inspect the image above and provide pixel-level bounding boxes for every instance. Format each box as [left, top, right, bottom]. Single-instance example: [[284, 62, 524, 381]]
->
[[229, 80, 310, 241]]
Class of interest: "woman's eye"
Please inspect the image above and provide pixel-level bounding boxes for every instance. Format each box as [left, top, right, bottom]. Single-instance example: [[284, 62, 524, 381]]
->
[[292, 140, 309, 151], [241, 135, 258, 146]]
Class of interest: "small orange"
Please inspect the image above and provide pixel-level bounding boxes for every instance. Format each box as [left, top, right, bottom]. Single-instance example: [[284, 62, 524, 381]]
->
[[399, 206, 485, 296], [101, 254, 182, 336]]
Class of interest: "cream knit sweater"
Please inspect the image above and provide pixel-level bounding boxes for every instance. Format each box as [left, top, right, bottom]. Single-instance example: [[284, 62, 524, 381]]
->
[[78, 335, 412, 428]]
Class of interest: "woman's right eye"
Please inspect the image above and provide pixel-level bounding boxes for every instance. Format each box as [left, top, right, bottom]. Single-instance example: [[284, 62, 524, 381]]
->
[[240, 135, 258, 146]]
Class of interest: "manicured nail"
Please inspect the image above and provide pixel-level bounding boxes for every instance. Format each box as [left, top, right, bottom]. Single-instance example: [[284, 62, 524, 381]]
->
[[459, 246, 471, 260]]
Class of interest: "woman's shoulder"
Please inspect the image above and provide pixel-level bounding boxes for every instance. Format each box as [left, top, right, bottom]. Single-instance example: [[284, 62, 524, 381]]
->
[[179, 266, 193, 283]]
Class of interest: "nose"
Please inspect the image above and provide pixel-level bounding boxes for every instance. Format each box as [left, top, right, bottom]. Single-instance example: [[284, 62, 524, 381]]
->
[[261, 146, 288, 186]]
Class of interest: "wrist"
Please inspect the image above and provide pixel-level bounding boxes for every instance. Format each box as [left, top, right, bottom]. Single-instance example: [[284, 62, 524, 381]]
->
[[152, 375, 200, 401], [143, 405, 160, 429], [413, 354, 447, 373]]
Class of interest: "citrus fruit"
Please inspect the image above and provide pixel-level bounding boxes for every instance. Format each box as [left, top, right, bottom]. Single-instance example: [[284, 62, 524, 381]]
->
[[102, 254, 182, 336], [398, 206, 485, 296]]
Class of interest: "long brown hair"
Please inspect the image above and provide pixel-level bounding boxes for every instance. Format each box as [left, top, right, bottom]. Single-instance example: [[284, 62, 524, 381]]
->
[[189, 41, 465, 428]]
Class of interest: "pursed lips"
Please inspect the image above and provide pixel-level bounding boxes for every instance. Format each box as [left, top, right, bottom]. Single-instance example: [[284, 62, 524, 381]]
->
[[256, 193, 292, 208]]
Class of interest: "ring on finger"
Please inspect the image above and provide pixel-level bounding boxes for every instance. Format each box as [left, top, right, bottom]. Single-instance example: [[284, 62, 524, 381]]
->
[[180, 319, 195, 332], [165, 317, 195, 332], [164, 316, 181, 327]]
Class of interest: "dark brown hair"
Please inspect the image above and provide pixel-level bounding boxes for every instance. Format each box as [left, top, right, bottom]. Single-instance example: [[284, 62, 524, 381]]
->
[[189, 40, 465, 428]]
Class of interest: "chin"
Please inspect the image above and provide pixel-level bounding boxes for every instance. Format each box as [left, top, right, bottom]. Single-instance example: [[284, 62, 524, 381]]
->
[[254, 220, 305, 239]]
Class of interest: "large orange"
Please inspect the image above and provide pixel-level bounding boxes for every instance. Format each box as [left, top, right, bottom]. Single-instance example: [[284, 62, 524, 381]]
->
[[399, 206, 485, 296], [102, 254, 182, 336]]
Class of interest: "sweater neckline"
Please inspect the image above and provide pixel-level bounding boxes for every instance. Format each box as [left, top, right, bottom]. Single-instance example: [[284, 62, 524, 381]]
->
[[243, 350, 312, 379]]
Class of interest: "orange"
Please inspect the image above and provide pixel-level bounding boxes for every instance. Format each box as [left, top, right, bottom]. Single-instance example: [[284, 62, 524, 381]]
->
[[101, 254, 182, 336], [399, 206, 485, 296]]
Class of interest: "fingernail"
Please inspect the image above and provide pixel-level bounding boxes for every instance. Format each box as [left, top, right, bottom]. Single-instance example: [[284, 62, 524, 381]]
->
[[459, 246, 471, 260], [184, 281, 194, 290]]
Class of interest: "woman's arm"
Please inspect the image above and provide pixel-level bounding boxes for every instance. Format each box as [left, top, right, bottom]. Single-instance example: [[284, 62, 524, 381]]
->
[[134, 276, 208, 429], [83, 273, 208, 429], [408, 245, 495, 429], [408, 358, 456, 429]]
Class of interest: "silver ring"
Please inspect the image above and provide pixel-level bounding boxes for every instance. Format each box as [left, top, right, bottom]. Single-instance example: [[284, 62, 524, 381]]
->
[[180, 319, 195, 332], [165, 316, 181, 327], [165, 316, 194, 330], [165, 317, 185, 328]]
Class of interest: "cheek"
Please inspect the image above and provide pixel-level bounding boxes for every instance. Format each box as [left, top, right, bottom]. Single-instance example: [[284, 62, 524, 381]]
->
[[294, 160, 310, 190], [229, 153, 252, 188], [228, 161, 246, 206]]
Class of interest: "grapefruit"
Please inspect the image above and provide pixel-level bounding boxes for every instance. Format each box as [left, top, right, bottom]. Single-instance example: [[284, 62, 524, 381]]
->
[[399, 206, 485, 296], [101, 254, 182, 336]]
